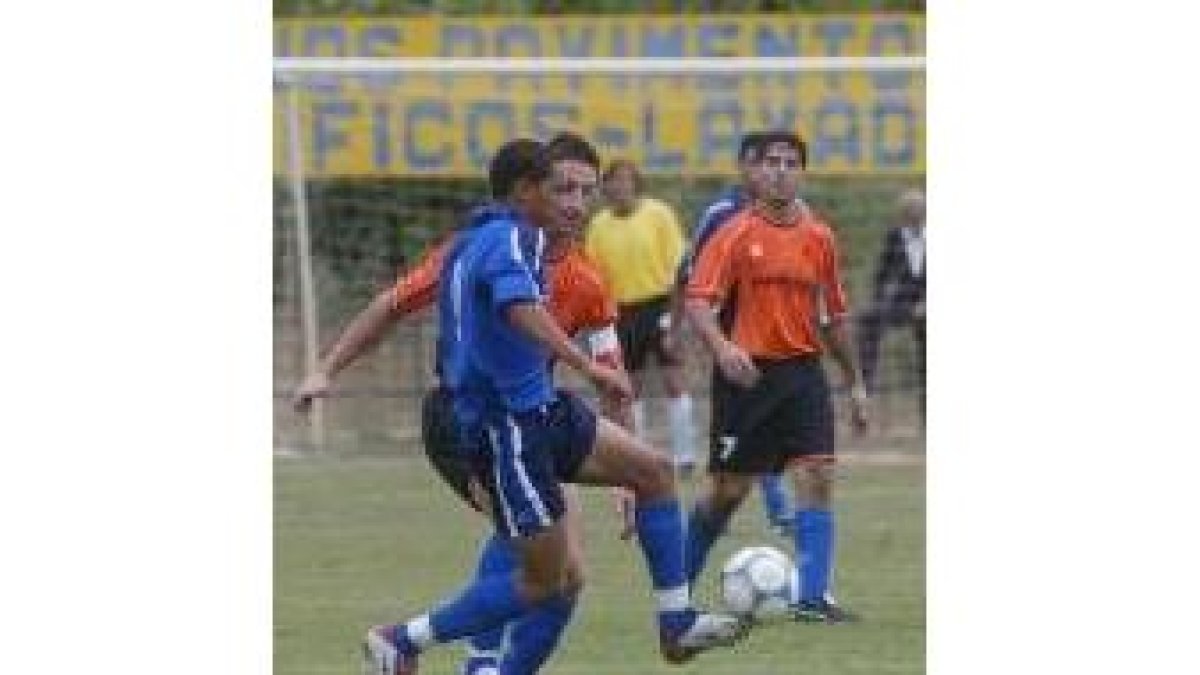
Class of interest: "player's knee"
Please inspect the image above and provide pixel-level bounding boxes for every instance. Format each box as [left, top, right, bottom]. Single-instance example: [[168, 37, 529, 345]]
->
[[789, 460, 834, 507], [645, 450, 676, 496], [627, 449, 675, 500], [708, 474, 752, 512], [517, 567, 570, 604]]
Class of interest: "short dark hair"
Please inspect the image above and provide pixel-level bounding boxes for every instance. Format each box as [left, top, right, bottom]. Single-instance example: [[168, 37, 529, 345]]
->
[[602, 158, 642, 192], [488, 139, 552, 198], [756, 130, 808, 169], [737, 131, 766, 162], [546, 131, 601, 170]]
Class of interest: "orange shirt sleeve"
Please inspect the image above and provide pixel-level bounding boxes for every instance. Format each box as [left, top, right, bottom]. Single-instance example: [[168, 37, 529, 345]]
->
[[390, 238, 450, 315], [573, 258, 619, 331], [815, 223, 849, 319], [549, 249, 619, 335], [685, 215, 744, 303]]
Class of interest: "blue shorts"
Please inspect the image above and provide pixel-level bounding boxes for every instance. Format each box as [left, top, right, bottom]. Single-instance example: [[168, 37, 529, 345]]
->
[[465, 389, 598, 538]]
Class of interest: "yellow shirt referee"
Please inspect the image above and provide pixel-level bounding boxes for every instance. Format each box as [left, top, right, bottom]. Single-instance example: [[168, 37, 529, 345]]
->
[[586, 195, 686, 305], [585, 159, 697, 475]]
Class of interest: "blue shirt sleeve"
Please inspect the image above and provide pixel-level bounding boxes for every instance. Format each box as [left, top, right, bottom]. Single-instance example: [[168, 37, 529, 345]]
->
[[478, 222, 543, 309]]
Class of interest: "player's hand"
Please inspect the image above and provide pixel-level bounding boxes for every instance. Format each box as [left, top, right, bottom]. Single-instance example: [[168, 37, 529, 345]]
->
[[292, 371, 331, 413], [611, 488, 636, 541], [715, 340, 760, 388], [848, 383, 870, 435], [586, 360, 634, 403]]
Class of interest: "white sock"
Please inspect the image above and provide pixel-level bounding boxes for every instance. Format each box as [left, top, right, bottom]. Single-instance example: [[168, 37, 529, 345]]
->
[[655, 585, 691, 613], [404, 615, 434, 650], [632, 399, 647, 438], [668, 395, 696, 466]]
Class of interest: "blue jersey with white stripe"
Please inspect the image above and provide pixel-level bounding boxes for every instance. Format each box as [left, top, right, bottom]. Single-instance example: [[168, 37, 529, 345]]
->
[[437, 204, 555, 427], [675, 185, 747, 287]]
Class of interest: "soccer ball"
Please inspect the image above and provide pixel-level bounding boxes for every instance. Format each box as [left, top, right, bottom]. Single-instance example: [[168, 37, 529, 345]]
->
[[719, 546, 797, 621]]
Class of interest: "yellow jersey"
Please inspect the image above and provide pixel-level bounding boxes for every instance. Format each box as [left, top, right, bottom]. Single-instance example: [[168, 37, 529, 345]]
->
[[584, 197, 686, 304]]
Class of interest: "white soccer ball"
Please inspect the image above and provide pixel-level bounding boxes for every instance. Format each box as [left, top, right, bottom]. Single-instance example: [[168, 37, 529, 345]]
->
[[719, 545, 797, 621]]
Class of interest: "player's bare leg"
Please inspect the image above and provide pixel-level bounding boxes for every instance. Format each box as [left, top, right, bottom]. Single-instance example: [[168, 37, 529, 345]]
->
[[574, 418, 749, 663], [683, 470, 755, 585]]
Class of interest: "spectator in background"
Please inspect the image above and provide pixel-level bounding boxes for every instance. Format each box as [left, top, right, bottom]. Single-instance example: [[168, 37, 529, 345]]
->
[[585, 159, 697, 475], [856, 188, 926, 417]]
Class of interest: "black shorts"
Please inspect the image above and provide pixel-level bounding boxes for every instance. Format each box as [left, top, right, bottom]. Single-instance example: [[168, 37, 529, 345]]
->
[[708, 356, 835, 474], [617, 294, 680, 372], [420, 386, 481, 511]]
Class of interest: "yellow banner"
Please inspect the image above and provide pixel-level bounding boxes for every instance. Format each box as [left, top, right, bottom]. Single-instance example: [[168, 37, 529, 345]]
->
[[273, 15, 924, 176]]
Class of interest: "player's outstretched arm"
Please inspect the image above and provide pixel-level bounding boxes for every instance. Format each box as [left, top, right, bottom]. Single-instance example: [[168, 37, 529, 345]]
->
[[505, 301, 633, 403], [293, 239, 447, 413], [293, 289, 403, 412]]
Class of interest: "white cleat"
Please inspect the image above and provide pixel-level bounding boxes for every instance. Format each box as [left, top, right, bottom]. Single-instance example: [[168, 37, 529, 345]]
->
[[660, 612, 751, 664], [362, 625, 418, 675]]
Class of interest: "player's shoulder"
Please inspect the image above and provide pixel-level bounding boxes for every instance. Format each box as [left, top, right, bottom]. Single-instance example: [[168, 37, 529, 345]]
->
[[639, 196, 679, 218], [559, 247, 611, 294], [722, 207, 760, 235], [694, 210, 755, 259], [586, 208, 615, 235]]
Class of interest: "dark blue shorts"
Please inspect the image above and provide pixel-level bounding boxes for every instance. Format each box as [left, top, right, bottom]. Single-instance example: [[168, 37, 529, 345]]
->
[[708, 356, 835, 474], [465, 389, 598, 538]]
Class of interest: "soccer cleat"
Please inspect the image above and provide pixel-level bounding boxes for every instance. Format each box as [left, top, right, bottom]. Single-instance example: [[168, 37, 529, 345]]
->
[[460, 656, 499, 675], [791, 597, 861, 624], [659, 611, 751, 664], [362, 624, 419, 675]]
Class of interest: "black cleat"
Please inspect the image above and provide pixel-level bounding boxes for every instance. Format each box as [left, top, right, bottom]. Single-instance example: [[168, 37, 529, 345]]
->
[[792, 598, 861, 624]]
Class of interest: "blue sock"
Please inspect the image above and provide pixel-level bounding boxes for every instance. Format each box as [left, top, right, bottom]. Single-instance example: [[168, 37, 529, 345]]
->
[[408, 574, 532, 652], [465, 534, 517, 661], [683, 500, 733, 586], [499, 592, 577, 675], [794, 508, 834, 604], [634, 498, 691, 634], [759, 474, 791, 525]]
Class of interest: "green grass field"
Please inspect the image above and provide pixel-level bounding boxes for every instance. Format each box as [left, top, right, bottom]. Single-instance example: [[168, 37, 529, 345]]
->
[[275, 452, 923, 675]]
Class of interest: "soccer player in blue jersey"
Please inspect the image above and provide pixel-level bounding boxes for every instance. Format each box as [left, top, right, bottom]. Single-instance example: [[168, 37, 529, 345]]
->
[[350, 139, 745, 675], [294, 133, 640, 675], [673, 132, 796, 538]]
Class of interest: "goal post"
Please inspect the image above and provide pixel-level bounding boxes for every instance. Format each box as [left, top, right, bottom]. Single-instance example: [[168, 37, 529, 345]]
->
[[272, 56, 926, 454]]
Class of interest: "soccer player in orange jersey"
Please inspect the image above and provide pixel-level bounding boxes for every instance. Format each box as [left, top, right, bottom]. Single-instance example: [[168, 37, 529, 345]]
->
[[684, 130, 870, 623]]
